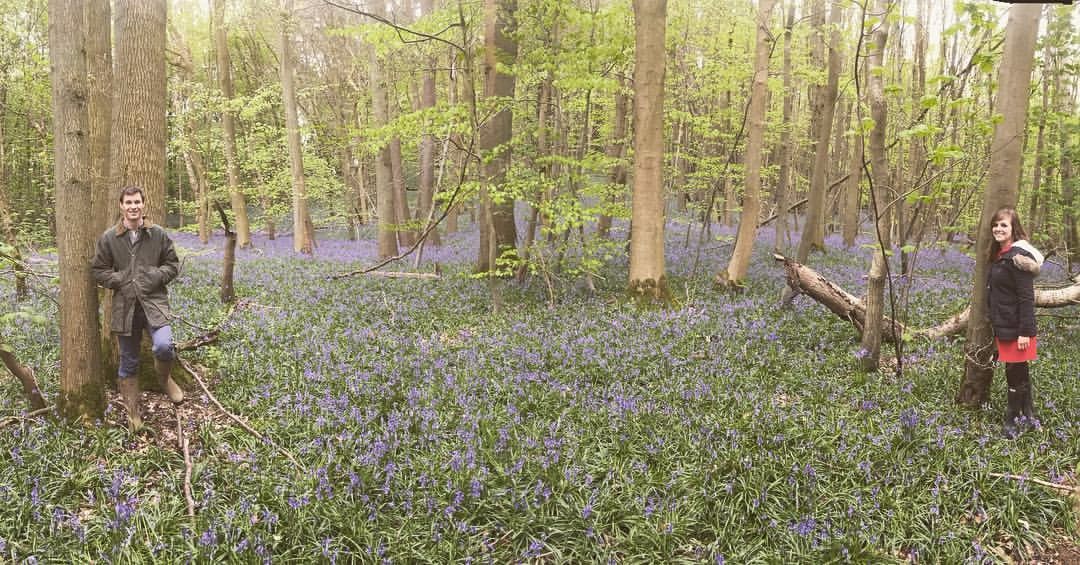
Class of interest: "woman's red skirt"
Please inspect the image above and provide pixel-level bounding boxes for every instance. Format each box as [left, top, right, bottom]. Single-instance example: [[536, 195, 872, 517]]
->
[[996, 336, 1038, 362]]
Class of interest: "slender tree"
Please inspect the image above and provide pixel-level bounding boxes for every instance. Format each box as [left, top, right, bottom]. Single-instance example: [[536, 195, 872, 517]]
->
[[859, 0, 892, 372], [957, 4, 1042, 407], [795, 0, 842, 262], [476, 0, 519, 274], [213, 0, 252, 248], [717, 0, 776, 289], [50, 0, 104, 420], [280, 0, 314, 254]]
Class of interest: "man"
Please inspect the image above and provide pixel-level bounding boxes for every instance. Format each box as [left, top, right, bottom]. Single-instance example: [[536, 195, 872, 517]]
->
[[91, 186, 184, 430]]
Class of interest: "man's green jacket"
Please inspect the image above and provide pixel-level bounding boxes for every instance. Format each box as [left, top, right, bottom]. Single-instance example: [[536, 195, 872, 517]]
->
[[91, 220, 179, 336]]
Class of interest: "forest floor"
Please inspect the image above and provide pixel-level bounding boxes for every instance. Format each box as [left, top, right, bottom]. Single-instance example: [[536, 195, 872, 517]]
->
[[1, 220, 1078, 563]]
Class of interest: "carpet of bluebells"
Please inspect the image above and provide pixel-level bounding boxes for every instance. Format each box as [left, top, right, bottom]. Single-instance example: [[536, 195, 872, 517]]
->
[[1, 218, 1078, 563]]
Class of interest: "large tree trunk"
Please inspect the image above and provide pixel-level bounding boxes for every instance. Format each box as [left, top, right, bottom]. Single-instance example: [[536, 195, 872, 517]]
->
[[50, 0, 105, 421], [859, 0, 892, 372], [476, 0, 519, 275], [280, 0, 314, 254], [717, 0, 776, 289], [213, 0, 252, 248], [86, 0, 112, 236], [957, 5, 1041, 408], [111, 0, 167, 223], [628, 0, 669, 302]]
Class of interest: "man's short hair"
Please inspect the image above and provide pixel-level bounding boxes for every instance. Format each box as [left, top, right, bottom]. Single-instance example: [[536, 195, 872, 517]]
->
[[118, 185, 145, 203]]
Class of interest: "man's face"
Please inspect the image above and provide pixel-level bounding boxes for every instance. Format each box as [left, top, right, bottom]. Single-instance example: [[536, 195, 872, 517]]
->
[[120, 193, 144, 224]]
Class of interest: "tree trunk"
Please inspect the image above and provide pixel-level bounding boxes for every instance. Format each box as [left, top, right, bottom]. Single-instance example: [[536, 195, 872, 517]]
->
[[0, 84, 28, 301], [628, 0, 669, 302], [418, 0, 440, 247], [389, 137, 414, 248], [477, 0, 519, 275], [112, 0, 166, 223], [957, 4, 1041, 407], [859, 0, 892, 372], [50, 0, 105, 421], [598, 75, 628, 240], [717, 0, 776, 289], [773, 2, 795, 253], [368, 3, 398, 258], [841, 102, 863, 247], [213, 0, 252, 248], [795, 0, 841, 262], [280, 0, 314, 254]]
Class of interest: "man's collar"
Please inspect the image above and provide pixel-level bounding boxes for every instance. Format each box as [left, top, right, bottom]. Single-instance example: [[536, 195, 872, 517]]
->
[[113, 217, 155, 236]]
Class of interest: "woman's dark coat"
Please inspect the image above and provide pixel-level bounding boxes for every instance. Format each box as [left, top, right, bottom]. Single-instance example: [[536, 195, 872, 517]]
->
[[987, 245, 1040, 341]]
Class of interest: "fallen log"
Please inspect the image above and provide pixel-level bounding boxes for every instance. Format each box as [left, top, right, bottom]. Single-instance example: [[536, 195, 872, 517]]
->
[[774, 254, 1080, 342]]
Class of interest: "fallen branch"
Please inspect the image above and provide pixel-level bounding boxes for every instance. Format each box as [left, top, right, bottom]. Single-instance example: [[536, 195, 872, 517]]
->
[[0, 405, 53, 429], [1, 348, 47, 410], [775, 254, 1080, 342], [356, 270, 441, 280], [176, 408, 196, 519], [176, 300, 247, 352], [177, 357, 303, 471], [989, 472, 1079, 493]]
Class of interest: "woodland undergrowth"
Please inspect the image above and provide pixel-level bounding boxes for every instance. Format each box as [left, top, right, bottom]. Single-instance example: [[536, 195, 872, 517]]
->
[[0, 220, 1077, 563]]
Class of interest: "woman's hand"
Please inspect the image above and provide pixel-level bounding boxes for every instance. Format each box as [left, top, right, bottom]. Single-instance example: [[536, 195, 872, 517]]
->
[[1017, 336, 1030, 350]]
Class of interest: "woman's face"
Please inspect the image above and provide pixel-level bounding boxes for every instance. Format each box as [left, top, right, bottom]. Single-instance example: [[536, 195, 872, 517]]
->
[[992, 216, 1014, 245]]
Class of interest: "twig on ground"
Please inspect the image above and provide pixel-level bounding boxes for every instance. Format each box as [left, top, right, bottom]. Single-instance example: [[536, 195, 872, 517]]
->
[[357, 271, 441, 279], [0, 405, 53, 429], [989, 472, 1079, 493], [176, 408, 196, 518], [177, 358, 303, 470]]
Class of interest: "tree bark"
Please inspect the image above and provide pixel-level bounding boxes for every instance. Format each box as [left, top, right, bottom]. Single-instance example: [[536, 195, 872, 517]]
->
[[50, 0, 105, 421], [627, 0, 669, 302], [0, 84, 28, 301], [111, 0, 167, 224], [86, 0, 112, 236], [213, 0, 252, 248], [717, 0, 776, 289], [280, 0, 314, 254], [957, 4, 1041, 408]]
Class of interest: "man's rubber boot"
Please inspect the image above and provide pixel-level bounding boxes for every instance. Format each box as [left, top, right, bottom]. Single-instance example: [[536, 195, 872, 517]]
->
[[119, 377, 143, 431], [155, 357, 184, 404]]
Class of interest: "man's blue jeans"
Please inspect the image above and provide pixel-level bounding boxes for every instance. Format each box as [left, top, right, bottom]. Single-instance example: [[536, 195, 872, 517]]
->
[[117, 304, 174, 379]]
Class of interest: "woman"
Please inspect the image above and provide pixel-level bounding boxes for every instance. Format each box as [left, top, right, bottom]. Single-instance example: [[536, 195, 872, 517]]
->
[[986, 207, 1043, 437]]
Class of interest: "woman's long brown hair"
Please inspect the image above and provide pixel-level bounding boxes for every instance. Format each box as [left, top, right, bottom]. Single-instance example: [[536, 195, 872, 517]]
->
[[986, 207, 1029, 265]]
